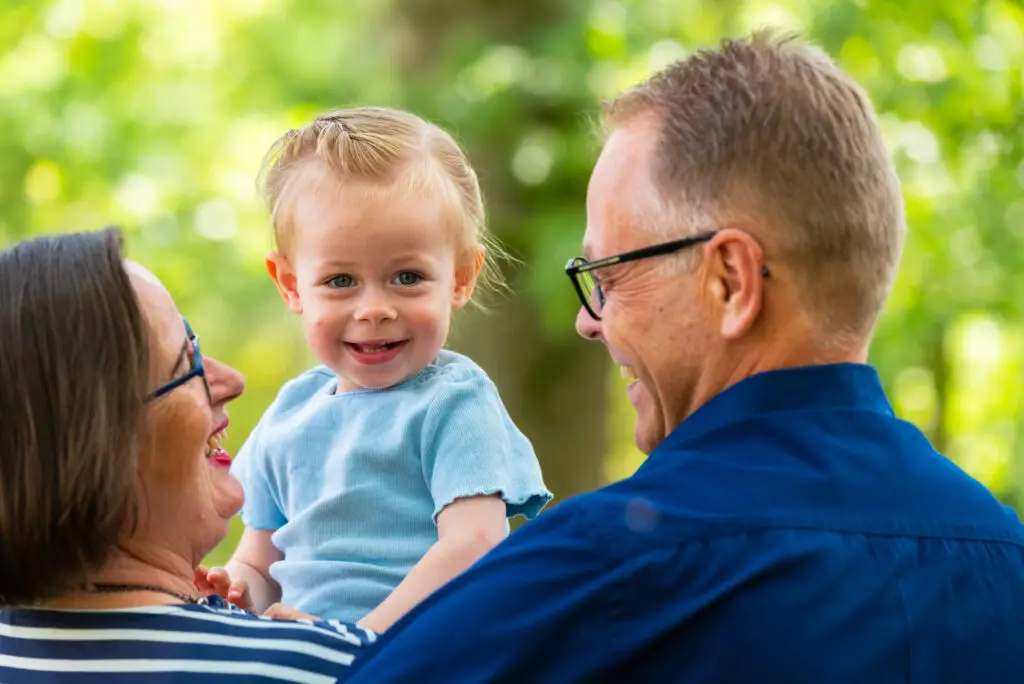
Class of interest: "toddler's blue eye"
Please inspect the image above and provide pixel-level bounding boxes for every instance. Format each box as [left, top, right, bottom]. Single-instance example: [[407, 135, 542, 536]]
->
[[327, 274, 355, 288], [393, 272, 421, 286]]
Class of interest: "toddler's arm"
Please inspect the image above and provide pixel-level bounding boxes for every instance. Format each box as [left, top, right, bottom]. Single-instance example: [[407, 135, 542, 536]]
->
[[222, 527, 284, 613], [358, 494, 506, 633]]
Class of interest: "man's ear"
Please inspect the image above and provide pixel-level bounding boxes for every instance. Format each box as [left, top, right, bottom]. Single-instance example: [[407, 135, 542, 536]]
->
[[705, 229, 765, 340], [452, 245, 486, 310], [266, 251, 304, 315]]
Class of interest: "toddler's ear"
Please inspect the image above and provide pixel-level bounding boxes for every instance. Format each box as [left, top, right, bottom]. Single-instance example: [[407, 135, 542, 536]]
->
[[453, 245, 486, 309], [266, 251, 303, 315]]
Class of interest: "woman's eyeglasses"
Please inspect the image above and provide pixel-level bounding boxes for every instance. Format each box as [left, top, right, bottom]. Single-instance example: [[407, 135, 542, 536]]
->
[[147, 317, 212, 403]]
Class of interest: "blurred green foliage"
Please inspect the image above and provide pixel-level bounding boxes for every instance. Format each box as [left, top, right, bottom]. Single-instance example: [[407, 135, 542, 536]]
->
[[1, 0, 1023, 566]]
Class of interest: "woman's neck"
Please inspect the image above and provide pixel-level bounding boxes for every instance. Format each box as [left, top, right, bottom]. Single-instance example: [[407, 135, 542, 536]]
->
[[41, 546, 199, 610]]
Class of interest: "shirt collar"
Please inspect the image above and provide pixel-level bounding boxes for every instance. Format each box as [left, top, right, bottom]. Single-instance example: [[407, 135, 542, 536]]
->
[[655, 363, 894, 454]]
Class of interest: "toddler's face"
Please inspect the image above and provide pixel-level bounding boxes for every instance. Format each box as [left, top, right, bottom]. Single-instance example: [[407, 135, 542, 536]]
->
[[270, 178, 477, 392]]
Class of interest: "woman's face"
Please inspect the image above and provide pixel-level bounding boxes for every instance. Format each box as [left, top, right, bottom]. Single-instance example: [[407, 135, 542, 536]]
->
[[129, 263, 246, 567]]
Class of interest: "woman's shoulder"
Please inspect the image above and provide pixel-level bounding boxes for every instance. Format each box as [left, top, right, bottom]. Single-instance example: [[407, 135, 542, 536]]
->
[[0, 597, 375, 682], [187, 595, 375, 645]]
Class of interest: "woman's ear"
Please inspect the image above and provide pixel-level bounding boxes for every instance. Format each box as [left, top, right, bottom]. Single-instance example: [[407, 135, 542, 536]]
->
[[452, 245, 486, 309], [265, 252, 303, 315]]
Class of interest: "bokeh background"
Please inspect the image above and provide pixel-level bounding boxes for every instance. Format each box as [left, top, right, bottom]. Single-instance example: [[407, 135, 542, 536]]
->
[[2, 0, 1022, 565]]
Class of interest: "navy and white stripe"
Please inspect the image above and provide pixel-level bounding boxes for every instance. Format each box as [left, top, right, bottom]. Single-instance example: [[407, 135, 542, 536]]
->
[[0, 596, 373, 682]]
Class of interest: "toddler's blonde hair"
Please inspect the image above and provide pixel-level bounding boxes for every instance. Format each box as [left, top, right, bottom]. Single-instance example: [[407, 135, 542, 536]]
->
[[258, 106, 508, 301]]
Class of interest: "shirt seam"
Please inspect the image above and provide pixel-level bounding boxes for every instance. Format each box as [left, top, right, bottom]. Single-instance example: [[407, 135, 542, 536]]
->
[[588, 522, 1024, 562]]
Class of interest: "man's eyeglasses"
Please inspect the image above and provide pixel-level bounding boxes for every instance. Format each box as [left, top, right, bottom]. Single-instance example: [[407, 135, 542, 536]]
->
[[565, 232, 713, 321], [565, 231, 770, 321], [147, 317, 212, 403]]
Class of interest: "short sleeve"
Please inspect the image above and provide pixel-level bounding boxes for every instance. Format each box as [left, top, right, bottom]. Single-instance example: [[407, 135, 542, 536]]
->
[[230, 419, 287, 531], [421, 372, 552, 522]]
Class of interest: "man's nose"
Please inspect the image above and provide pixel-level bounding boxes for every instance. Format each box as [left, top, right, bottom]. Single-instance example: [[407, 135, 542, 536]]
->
[[575, 306, 602, 340]]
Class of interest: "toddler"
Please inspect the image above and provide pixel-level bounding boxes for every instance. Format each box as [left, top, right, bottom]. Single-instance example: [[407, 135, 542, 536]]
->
[[214, 107, 551, 630]]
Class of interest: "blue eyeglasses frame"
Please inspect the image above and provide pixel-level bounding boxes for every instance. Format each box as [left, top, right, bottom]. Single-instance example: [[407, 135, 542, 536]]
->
[[147, 317, 211, 403]]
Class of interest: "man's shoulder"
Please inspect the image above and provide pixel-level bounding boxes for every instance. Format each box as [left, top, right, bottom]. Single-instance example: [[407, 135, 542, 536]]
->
[[500, 482, 689, 564], [636, 401, 1024, 541]]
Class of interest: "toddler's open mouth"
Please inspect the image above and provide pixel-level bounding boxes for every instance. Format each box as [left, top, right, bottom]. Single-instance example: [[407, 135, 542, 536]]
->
[[347, 340, 407, 353], [345, 339, 409, 365]]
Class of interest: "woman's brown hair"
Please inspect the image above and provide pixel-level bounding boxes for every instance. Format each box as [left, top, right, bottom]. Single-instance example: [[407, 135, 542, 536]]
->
[[0, 227, 150, 605]]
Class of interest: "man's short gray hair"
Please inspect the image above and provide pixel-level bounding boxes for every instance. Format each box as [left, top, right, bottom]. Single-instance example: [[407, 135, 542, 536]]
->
[[603, 30, 906, 339]]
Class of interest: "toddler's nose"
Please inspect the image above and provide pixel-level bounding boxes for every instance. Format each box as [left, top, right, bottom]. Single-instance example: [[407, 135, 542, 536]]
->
[[354, 298, 398, 324]]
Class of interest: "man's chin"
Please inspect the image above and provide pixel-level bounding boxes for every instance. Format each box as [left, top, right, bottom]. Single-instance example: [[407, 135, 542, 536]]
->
[[633, 425, 660, 455], [626, 378, 645, 408], [629, 384, 663, 455]]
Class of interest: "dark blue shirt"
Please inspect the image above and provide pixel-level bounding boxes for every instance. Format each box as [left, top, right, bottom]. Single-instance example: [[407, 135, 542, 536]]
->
[[346, 363, 1024, 683]]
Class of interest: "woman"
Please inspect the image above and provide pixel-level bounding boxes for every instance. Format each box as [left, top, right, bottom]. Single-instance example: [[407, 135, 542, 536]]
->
[[0, 228, 373, 682]]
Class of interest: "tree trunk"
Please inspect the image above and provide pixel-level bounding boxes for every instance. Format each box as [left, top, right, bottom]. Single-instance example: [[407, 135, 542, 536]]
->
[[450, 297, 610, 506], [387, 0, 609, 504], [929, 329, 948, 455]]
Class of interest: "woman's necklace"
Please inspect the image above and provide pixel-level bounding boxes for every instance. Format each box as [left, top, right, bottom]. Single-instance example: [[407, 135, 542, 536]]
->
[[90, 583, 199, 604]]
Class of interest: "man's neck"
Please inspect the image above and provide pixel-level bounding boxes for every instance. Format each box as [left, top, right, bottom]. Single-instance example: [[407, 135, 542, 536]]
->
[[728, 334, 868, 386], [679, 321, 869, 432]]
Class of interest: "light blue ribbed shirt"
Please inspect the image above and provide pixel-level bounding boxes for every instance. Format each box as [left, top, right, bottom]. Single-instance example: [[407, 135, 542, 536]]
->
[[230, 350, 552, 623]]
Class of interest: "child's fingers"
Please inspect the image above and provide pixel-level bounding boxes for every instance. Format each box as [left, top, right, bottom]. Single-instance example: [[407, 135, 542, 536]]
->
[[227, 581, 253, 610], [263, 602, 318, 621], [205, 566, 232, 596], [193, 566, 216, 593]]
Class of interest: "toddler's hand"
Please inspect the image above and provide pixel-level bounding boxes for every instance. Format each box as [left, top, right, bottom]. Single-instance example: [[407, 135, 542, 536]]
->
[[193, 565, 254, 611], [263, 602, 321, 622]]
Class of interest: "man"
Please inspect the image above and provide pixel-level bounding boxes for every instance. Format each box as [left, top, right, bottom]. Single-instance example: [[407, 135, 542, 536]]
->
[[346, 31, 1024, 682]]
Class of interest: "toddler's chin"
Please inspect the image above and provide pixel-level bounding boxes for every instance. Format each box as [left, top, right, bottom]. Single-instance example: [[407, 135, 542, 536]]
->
[[336, 365, 414, 393]]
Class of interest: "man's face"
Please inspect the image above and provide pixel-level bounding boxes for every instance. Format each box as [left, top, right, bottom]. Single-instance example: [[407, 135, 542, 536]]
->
[[575, 118, 717, 454]]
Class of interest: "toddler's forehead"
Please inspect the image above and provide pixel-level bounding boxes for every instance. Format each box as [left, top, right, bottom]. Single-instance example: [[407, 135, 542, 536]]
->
[[290, 175, 462, 242], [287, 194, 461, 264]]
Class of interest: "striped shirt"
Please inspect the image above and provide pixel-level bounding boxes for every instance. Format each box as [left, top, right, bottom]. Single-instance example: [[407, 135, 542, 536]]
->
[[0, 595, 373, 683]]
